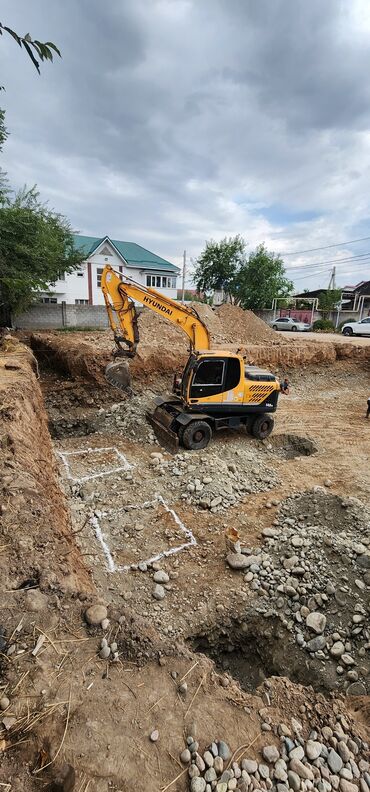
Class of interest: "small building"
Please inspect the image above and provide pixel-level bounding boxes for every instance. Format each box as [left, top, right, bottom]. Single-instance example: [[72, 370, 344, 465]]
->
[[40, 235, 180, 305]]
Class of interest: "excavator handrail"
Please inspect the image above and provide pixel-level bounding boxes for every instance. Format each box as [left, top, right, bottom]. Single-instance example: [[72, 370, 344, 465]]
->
[[101, 264, 211, 354]]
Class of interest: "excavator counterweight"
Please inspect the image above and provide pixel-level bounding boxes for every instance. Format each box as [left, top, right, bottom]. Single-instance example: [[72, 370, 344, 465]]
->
[[101, 265, 281, 451]]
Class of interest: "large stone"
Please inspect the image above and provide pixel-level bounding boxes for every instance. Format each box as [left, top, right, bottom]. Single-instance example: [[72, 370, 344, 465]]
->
[[289, 759, 314, 780], [339, 781, 358, 792], [217, 741, 231, 760], [288, 771, 301, 791], [307, 636, 326, 652], [357, 554, 370, 568], [85, 604, 107, 626], [242, 759, 258, 774], [25, 589, 49, 612], [337, 741, 351, 763], [153, 570, 169, 584], [306, 740, 323, 760], [191, 779, 206, 792], [327, 750, 343, 774], [152, 584, 166, 600], [263, 745, 280, 763], [290, 746, 304, 761], [330, 641, 345, 658], [306, 611, 327, 634], [346, 681, 367, 696], [226, 553, 250, 570]]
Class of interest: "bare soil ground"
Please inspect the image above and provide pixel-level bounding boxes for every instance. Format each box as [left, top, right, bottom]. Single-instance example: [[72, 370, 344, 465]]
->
[[0, 321, 369, 792]]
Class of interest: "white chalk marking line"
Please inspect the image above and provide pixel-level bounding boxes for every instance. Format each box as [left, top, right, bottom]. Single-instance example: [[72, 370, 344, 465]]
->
[[56, 446, 132, 483], [91, 495, 196, 573]]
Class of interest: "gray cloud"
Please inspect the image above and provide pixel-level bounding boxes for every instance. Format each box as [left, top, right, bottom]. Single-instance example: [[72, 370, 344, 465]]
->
[[1, 0, 370, 288]]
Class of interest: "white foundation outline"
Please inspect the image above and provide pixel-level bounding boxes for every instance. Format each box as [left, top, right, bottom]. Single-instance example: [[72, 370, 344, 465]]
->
[[56, 446, 132, 483], [90, 495, 196, 573]]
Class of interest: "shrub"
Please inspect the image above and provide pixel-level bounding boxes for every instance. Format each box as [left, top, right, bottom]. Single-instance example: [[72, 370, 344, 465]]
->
[[313, 318, 335, 332]]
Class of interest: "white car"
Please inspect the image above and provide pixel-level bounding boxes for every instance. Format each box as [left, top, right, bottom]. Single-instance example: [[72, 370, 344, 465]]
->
[[341, 317, 370, 336], [271, 316, 311, 332]]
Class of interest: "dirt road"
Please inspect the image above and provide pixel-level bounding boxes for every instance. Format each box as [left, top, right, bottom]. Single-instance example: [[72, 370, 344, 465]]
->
[[278, 330, 370, 345]]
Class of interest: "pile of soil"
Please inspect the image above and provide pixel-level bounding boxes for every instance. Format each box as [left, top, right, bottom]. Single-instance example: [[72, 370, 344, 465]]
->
[[216, 303, 282, 345], [189, 302, 225, 343]]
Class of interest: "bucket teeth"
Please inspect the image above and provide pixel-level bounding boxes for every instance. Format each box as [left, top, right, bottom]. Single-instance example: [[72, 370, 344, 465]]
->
[[105, 360, 132, 394]]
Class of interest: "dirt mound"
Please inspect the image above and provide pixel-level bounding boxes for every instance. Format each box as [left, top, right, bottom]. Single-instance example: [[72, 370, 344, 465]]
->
[[216, 303, 282, 345], [189, 302, 225, 343]]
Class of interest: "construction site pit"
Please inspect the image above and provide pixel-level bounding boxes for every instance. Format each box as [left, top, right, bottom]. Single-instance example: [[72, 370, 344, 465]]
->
[[0, 315, 369, 792]]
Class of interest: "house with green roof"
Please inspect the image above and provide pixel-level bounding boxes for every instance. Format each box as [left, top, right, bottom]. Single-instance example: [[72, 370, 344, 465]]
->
[[41, 235, 180, 305]]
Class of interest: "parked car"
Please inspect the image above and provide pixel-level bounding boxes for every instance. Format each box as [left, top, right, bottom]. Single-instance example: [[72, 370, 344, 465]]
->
[[341, 317, 370, 336], [270, 316, 311, 332]]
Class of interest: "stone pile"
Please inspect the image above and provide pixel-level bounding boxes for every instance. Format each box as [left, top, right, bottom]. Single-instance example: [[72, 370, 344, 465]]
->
[[226, 490, 370, 693], [181, 719, 369, 792]]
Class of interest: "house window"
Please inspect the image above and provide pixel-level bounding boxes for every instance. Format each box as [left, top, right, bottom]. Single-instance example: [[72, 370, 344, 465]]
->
[[57, 270, 65, 281], [146, 274, 177, 289], [40, 297, 57, 304], [97, 267, 103, 287], [77, 268, 84, 277], [75, 299, 89, 305]]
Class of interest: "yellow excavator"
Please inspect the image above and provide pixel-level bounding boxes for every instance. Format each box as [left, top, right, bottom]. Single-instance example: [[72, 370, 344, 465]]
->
[[101, 265, 281, 452]]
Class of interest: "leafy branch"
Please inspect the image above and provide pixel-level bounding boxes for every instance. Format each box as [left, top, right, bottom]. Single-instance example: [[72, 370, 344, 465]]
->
[[0, 23, 61, 75]]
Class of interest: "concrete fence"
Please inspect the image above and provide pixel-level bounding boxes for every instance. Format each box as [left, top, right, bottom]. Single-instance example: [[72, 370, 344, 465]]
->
[[256, 308, 364, 327], [13, 303, 111, 330]]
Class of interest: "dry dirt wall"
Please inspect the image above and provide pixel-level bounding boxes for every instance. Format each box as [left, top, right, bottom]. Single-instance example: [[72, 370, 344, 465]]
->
[[30, 331, 370, 388], [0, 342, 92, 595]]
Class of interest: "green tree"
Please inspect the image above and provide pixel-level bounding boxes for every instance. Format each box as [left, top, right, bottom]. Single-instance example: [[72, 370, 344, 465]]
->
[[235, 244, 293, 310], [318, 288, 342, 318], [193, 235, 246, 301], [0, 187, 84, 321]]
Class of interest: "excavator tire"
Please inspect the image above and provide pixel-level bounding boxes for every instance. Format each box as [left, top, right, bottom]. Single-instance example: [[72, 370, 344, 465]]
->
[[251, 414, 274, 440], [182, 420, 212, 450]]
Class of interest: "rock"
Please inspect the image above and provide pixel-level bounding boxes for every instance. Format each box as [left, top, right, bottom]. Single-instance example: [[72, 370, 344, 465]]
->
[[259, 764, 270, 779], [180, 749, 191, 763], [341, 654, 355, 666], [288, 771, 301, 791], [290, 747, 304, 761], [226, 553, 250, 570], [330, 641, 345, 658], [204, 768, 217, 782], [85, 604, 107, 626], [339, 781, 358, 792], [25, 589, 48, 612], [195, 755, 206, 772], [204, 751, 214, 767], [306, 740, 323, 760], [152, 584, 166, 600], [307, 636, 326, 652], [179, 682, 188, 695], [327, 750, 343, 774], [216, 784, 228, 792], [357, 554, 370, 568], [0, 697, 10, 711], [99, 645, 110, 660], [217, 741, 231, 760], [150, 729, 159, 742], [263, 746, 280, 763], [346, 681, 367, 696], [153, 570, 170, 584], [214, 756, 224, 774], [337, 742, 351, 763], [242, 759, 258, 773], [306, 611, 327, 634], [289, 759, 314, 780], [191, 779, 206, 792], [188, 765, 200, 779]]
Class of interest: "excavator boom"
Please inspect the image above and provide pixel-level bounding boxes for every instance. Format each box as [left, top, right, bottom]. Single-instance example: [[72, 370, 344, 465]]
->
[[101, 265, 211, 391]]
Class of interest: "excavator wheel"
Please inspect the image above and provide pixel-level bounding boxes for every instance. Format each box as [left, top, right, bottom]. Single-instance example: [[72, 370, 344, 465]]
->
[[251, 414, 274, 440], [105, 359, 133, 395], [182, 420, 212, 450]]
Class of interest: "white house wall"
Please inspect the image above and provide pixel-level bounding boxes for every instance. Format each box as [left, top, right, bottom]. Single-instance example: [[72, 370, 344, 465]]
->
[[44, 245, 178, 304]]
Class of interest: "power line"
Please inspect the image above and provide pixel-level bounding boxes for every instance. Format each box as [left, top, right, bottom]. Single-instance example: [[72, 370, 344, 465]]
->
[[286, 251, 370, 271], [281, 235, 370, 256]]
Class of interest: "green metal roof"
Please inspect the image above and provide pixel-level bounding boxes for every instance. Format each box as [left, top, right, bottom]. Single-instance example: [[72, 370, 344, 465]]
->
[[72, 234, 180, 273]]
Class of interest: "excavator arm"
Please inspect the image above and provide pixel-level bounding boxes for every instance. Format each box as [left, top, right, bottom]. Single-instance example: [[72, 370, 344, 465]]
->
[[101, 265, 210, 391]]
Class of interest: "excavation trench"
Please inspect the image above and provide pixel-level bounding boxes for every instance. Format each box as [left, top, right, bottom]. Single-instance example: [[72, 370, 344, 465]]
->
[[188, 615, 338, 695], [268, 433, 318, 459]]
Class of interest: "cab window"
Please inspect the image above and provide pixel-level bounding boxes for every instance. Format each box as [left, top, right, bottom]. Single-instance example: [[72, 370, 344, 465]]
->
[[190, 359, 225, 399]]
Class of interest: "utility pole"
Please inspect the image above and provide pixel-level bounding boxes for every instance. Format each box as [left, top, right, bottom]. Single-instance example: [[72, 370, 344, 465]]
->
[[328, 265, 336, 290], [181, 250, 186, 302]]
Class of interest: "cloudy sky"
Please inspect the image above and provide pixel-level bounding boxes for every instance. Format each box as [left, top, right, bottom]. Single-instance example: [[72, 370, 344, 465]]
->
[[2, 0, 370, 290]]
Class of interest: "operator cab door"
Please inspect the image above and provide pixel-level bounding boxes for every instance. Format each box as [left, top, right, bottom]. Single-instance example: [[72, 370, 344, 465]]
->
[[188, 357, 242, 405]]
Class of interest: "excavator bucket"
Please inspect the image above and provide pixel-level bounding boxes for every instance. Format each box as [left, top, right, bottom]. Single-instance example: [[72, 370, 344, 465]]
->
[[146, 402, 179, 454], [105, 359, 133, 394]]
